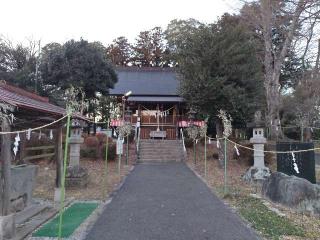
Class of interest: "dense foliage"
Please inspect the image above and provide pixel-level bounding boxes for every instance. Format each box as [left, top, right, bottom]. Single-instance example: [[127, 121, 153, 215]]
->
[[166, 14, 265, 126]]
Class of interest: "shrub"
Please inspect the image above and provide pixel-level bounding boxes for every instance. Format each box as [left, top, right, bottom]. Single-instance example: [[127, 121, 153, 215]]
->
[[212, 152, 219, 159], [84, 136, 99, 147], [103, 143, 117, 161], [80, 148, 97, 158], [184, 138, 194, 148]]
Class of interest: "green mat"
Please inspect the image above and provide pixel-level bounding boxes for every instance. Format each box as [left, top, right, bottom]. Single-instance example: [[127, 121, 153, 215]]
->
[[33, 202, 98, 238]]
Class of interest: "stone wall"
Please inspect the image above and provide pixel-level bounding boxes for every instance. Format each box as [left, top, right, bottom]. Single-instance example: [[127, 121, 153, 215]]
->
[[0, 165, 38, 212]]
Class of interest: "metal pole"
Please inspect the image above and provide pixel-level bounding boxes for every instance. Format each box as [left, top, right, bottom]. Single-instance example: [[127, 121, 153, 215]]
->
[[58, 114, 71, 239], [204, 136, 207, 179], [102, 122, 109, 200], [126, 135, 129, 165], [118, 153, 121, 177], [193, 140, 196, 164], [224, 137, 227, 195]]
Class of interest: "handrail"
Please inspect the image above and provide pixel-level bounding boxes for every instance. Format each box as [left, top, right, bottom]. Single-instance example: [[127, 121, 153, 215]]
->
[[136, 127, 141, 154], [180, 128, 187, 152]]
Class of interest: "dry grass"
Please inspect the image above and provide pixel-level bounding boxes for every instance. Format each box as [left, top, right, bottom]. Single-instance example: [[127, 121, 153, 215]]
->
[[33, 144, 136, 201], [186, 143, 320, 240]]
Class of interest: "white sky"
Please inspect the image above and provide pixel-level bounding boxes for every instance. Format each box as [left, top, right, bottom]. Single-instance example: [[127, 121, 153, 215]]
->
[[1, 0, 241, 46]]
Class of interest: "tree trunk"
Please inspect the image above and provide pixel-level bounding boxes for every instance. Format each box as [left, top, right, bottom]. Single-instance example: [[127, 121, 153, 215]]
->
[[261, 0, 305, 140], [215, 119, 224, 167], [265, 73, 283, 140], [304, 127, 312, 142], [1, 118, 12, 216]]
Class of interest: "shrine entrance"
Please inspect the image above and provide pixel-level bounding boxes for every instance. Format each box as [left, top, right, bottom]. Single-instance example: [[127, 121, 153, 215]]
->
[[138, 103, 178, 140]]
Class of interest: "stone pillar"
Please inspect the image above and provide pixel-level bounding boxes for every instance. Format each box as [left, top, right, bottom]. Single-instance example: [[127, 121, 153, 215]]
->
[[244, 127, 271, 182]]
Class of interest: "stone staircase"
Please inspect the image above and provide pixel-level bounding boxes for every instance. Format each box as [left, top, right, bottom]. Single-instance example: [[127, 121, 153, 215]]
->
[[138, 139, 185, 163]]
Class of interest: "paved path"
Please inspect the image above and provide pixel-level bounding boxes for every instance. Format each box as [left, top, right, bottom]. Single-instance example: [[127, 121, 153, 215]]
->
[[85, 162, 260, 240]]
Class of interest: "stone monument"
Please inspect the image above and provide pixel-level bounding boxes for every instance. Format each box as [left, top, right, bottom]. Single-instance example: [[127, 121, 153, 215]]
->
[[244, 111, 271, 182], [66, 120, 88, 188]]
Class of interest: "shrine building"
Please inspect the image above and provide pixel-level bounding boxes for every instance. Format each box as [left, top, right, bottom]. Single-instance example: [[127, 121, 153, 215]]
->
[[109, 67, 203, 140]]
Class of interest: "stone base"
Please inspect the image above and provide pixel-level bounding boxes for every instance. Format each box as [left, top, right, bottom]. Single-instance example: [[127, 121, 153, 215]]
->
[[65, 166, 88, 188], [54, 188, 63, 202], [0, 214, 15, 240], [243, 166, 271, 183]]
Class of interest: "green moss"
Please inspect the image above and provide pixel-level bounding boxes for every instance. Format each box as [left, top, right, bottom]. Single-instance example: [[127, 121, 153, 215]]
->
[[237, 197, 305, 240]]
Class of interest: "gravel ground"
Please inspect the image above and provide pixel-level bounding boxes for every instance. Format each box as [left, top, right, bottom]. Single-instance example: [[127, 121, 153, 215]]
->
[[186, 143, 320, 239], [28, 145, 136, 239]]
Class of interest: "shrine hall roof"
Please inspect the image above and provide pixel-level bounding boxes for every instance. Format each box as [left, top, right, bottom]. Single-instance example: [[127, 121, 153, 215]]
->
[[110, 67, 181, 97]]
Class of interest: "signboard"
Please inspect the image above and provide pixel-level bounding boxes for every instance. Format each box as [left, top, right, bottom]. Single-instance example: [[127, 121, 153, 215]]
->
[[106, 129, 112, 137], [150, 131, 166, 138], [116, 138, 123, 155], [277, 142, 316, 183]]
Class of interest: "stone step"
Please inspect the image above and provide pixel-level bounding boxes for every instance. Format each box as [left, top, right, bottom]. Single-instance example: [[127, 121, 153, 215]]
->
[[15, 204, 49, 225], [140, 145, 182, 149], [138, 140, 184, 163], [138, 158, 182, 163], [140, 150, 182, 153], [14, 207, 58, 240]]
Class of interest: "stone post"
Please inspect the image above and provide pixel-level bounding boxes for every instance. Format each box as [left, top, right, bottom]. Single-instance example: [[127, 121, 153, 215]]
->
[[244, 121, 271, 182]]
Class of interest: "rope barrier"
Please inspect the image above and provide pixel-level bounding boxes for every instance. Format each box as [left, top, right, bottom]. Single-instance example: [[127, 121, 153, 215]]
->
[[0, 115, 68, 135], [86, 119, 109, 124], [226, 138, 320, 154]]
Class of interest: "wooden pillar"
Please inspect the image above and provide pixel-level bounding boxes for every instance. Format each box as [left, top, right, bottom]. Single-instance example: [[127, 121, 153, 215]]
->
[[55, 126, 63, 188], [1, 118, 12, 215], [138, 104, 141, 117], [173, 104, 178, 139]]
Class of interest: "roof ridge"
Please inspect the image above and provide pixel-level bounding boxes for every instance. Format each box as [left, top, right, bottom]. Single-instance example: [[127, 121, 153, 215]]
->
[[116, 66, 176, 72], [0, 81, 49, 103]]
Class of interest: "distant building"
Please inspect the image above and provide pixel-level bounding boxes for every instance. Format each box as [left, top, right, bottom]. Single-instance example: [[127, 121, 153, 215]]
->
[[110, 67, 203, 139]]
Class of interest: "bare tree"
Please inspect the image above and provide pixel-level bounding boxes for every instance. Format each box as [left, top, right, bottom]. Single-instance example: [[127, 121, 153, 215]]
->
[[255, 0, 320, 139]]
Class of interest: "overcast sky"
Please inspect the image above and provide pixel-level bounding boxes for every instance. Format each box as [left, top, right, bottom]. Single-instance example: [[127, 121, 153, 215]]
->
[[1, 0, 241, 46]]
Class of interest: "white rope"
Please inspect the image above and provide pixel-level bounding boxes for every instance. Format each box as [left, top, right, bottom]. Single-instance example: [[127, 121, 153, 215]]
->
[[226, 138, 320, 154], [141, 105, 174, 115], [86, 119, 109, 124], [0, 115, 68, 135]]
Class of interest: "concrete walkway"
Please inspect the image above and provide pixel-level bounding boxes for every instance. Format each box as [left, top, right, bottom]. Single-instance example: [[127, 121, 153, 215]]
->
[[85, 162, 261, 240]]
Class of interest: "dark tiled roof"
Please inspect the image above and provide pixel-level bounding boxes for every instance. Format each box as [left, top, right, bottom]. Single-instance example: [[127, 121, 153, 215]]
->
[[128, 96, 184, 103], [110, 67, 180, 96]]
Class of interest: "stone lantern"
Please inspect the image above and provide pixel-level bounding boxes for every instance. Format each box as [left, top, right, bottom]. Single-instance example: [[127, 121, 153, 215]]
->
[[244, 111, 271, 182], [188, 108, 197, 126], [66, 119, 88, 188], [69, 120, 84, 167]]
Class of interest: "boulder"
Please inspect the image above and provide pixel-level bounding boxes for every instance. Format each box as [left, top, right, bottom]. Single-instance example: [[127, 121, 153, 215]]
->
[[262, 172, 320, 215]]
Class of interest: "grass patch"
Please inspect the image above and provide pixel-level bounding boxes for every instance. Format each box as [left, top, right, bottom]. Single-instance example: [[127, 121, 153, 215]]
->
[[33, 202, 98, 238], [237, 197, 305, 240]]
